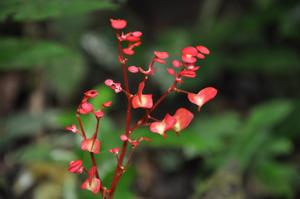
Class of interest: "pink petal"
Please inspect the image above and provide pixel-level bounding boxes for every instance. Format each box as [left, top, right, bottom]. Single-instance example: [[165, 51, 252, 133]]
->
[[128, 66, 139, 73], [81, 138, 100, 154], [123, 48, 135, 55], [172, 60, 182, 68], [102, 101, 112, 107], [187, 87, 217, 111], [154, 51, 169, 59], [173, 108, 194, 133], [132, 94, 153, 109], [179, 70, 196, 78], [182, 46, 198, 56], [81, 177, 101, 194], [110, 19, 127, 30], [196, 45, 210, 55], [78, 102, 93, 114], [68, 160, 84, 174], [84, 90, 98, 98], [149, 114, 176, 138]]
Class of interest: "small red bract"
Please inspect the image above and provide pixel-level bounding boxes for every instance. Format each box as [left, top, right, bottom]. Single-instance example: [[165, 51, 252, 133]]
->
[[154, 51, 169, 59], [110, 19, 127, 30], [196, 45, 210, 55], [68, 160, 84, 174], [65, 124, 78, 133]]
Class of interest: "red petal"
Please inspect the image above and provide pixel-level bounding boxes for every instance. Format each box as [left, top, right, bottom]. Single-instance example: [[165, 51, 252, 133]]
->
[[182, 46, 198, 56], [65, 124, 77, 133], [94, 110, 104, 118], [84, 90, 98, 98], [179, 70, 196, 78], [132, 94, 153, 109], [149, 114, 176, 138], [81, 177, 101, 194], [81, 138, 100, 154], [167, 68, 176, 75], [154, 58, 166, 64], [172, 60, 182, 68], [196, 45, 210, 55], [78, 102, 93, 114], [196, 53, 205, 59], [154, 51, 169, 59], [181, 55, 197, 64], [109, 147, 120, 154], [110, 19, 127, 30], [102, 101, 112, 107], [132, 31, 142, 37], [128, 66, 139, 73], [187, 87, 217, 111], [104, 79, 114, 86], [123, 48, 135, 55], [173, 108, 194, 133], [68, 160, 84, 174]]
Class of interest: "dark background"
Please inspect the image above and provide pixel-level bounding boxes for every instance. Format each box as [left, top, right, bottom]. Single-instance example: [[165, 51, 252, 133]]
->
[[0, 0, 300, 198]]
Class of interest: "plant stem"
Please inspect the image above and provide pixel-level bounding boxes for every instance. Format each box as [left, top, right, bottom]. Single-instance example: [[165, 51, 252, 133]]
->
[[108, 31, 132, 198]]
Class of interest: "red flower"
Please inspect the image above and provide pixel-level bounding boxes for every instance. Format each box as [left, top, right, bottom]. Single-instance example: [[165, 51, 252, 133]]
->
[[109, 147, 120, 154], [172, 108, 194, 133], [77, 102, 93, 115], [110, 19, 127, 30], [84, 90, 98, 98], [105, 79, 122, 93], [68, 160, 84, 174], [132, 81, 153, 109], [179, 70, 196, 78], [150, 114, 177, 138], [65, 124, 78, 133], [181, 46, 198, 64], [94, 110, 104, 118], [187, 87, 217, 111], [81, 166, 101, 194], [81, 138, 100, 154]]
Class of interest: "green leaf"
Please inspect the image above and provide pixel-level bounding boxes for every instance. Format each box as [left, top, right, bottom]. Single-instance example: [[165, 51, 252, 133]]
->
[[0, 0, 116, 22], [0, 110, 60, 150], [0, 38, 83, 68], [0, 38, 86, 97], [256, 161, 298, 198]]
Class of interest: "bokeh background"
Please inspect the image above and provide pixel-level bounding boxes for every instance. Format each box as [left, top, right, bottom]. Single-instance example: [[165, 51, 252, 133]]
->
[[1, 0, 300, 198]]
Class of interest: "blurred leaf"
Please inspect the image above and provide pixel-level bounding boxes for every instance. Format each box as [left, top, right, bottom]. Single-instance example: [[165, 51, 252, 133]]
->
[[230, 100, 293, 167], [0, 38, 81, 69], [0, 38, 86, 97], [225, 48, 300, 74], [256, 162, 298, 198], [138, 112, 241, 158], [0, 110, 60, 150], [0, 0, 116, 22]]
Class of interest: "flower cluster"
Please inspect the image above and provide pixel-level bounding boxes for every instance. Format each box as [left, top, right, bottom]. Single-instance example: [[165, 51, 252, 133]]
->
[[66, 18, 217, 198]]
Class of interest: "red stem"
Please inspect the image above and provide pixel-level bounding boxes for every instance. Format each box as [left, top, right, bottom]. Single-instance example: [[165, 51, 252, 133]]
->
[[108, 31, 132, 198]]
